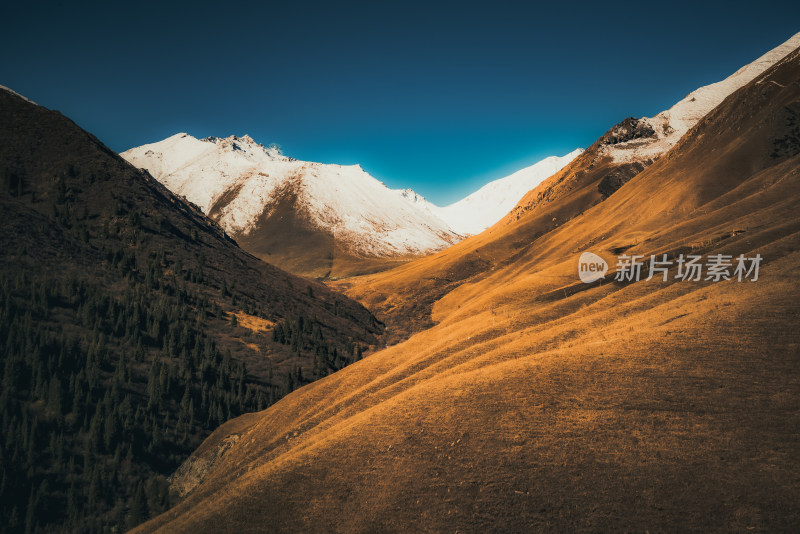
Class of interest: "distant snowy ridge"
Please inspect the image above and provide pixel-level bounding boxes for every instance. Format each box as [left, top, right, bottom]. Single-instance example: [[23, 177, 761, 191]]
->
[[602, 32, 800, 163], [428, 149, 583, 235], [119, 34, 800, 255], [122, 133, 585, 254]]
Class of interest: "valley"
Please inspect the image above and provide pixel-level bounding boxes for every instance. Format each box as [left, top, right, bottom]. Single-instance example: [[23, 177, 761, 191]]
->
[[1, 19, 799, 534], [130, 32, 800, 533]]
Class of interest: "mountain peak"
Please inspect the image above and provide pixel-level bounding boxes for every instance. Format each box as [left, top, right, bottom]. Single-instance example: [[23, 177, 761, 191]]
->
[[121, 136, 464, 276], [601, 31, 800, 164], [168, 133, 284, 158], [397, 188, 428, 204]]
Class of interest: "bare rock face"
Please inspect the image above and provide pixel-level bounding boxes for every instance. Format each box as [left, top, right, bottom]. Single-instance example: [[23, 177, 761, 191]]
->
[[596, 160, 651, 198], [170, 434, 242, 498], [600, 117, 658, 146]]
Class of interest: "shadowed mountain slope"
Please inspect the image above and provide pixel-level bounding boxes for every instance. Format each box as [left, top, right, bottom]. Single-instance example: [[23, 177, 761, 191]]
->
[[0, 88, 381, 532]]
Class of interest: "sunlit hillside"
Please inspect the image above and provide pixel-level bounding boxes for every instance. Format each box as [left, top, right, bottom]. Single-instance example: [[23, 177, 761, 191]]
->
[[135, 35, 800, 534]]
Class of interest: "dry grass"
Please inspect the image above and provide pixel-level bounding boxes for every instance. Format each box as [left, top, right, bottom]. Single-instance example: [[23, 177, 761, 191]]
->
[[230, 311, 275, 334], [135, 48, 800, 533]]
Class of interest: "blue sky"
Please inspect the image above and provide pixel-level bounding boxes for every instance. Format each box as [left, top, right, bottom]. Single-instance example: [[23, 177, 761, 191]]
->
[[2, 1, 798, 204]]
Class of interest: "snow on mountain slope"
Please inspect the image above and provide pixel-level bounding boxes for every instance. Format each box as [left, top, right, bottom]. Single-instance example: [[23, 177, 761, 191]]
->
[[119, 30, 798, 256], [602, 32, 800, 163], [428, 149, 583, 235], [122, 133, 463, 256]]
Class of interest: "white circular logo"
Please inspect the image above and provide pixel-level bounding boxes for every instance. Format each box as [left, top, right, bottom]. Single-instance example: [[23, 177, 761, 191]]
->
[[578, 252, 608, 283]]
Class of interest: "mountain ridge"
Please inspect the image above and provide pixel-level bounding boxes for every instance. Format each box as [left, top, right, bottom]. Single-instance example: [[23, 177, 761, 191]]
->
[[329, 32, 800, 342], [122, 133, 464, 278], [0, 86, 382, 532], [419, 149, 583, 235], [598, 31, 800, 165], [135, 36, 800, 534], [122, 133, 462, 254], [121, 134, 582, 278]]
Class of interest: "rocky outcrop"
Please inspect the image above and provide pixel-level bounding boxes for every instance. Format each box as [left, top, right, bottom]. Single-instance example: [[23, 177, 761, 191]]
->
[[600, 117, 657, 145], [597, 160, 651, 198], [170, 434, 242, 498]]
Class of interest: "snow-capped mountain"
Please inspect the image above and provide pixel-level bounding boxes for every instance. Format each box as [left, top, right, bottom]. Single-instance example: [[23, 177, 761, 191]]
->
[[122, 35, 800, 277], [507, 32, 800, 228], [120, 33, 800, 280], [122, 132, 584, 278], [122, 133, 462, 260], [601, 32, 800, 164], [428, 149, 582, 235]]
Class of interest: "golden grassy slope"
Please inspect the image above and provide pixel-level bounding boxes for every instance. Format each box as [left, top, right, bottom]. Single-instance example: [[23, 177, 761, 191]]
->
[[136, 47, 800, 532], [332, 45, 800, 343], [329, 124, 658, 340]]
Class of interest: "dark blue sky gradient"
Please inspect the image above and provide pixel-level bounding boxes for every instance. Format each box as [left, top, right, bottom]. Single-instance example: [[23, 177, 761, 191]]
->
[[2, 1, 798, 204]]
